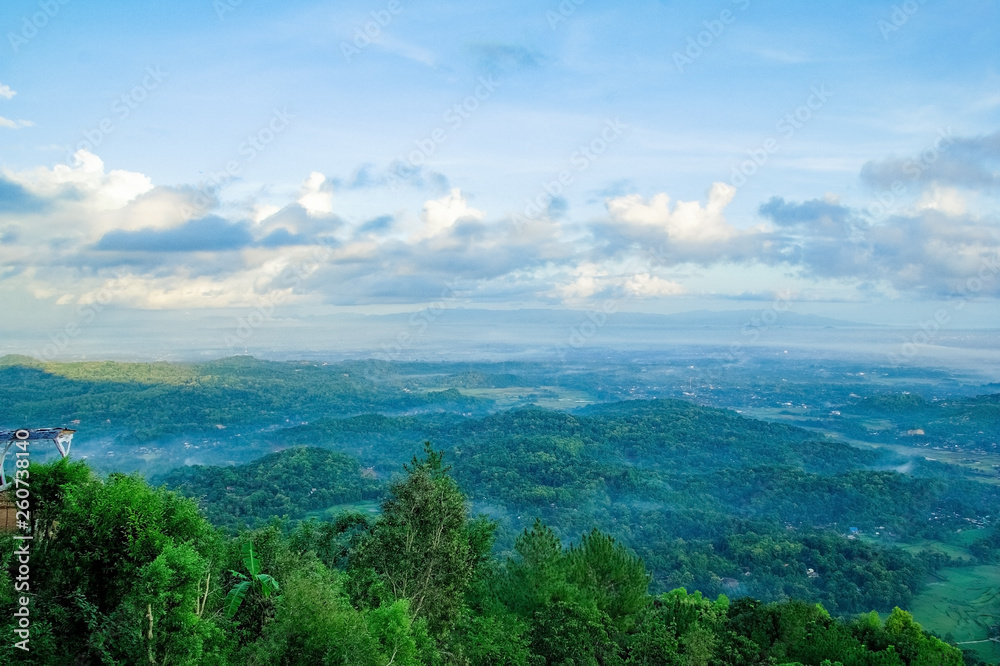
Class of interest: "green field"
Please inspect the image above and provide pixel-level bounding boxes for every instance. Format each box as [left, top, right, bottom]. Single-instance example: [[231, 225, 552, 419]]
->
[[747, 407, 1000, 486], [950, 528, 992, 547], [460, 385, 596, 409], [909, 530, 987, 560], [304, 500, 382, 521], [852, 531, 998, 661], [908, 564, 1000, 663], [865, 536, 979, 563]]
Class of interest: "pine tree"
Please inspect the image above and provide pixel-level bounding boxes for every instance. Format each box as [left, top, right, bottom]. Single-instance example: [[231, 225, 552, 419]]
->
[[350, 443, 491, 633]]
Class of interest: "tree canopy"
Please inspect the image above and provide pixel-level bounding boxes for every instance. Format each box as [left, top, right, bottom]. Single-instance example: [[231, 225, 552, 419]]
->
[[1, 449, 973, 665]]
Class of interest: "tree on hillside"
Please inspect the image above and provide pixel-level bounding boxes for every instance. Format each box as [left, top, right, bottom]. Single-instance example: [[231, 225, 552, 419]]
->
[[1, 461, 226, 665], [503, 520, 649, 627], [349, 443, 495, 633], [498, 520, 652, 665]]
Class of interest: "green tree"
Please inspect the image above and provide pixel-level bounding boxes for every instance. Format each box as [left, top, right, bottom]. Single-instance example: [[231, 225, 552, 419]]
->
[[350, 443, 494, 632], [242, 559, 385, 665], [367, 599, 438, 666], [121, 542, 225, 665], [503, 520, 569, 618], [3, 461, 226, 664], [625, 603, 682, 665], [447, 609, 532, 666], [883, 608, 963, 666], [565, 529, 651, 630], [529, 600, 623, 666], [224, 541, 280, 619]]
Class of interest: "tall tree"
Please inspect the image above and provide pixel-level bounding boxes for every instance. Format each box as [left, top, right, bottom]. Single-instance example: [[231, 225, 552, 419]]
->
[[350, 443, 493, 632]]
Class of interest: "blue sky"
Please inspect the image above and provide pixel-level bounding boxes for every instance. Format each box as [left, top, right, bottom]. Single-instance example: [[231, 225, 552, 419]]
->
[[1, 0, 999, 339]]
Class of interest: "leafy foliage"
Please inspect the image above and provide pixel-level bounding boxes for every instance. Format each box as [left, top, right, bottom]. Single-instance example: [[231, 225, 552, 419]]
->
[[349, 443, 494, 632], [159, 447, 382, 529], [0, 452, 973, 666], [224, 541, 280, 619]]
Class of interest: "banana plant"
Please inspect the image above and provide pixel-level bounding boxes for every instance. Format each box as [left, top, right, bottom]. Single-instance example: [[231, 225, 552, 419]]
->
[[224, 541, 280, 619]]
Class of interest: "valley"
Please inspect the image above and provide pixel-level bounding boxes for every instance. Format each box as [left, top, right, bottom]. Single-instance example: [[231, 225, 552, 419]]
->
[[3, 352, 999, 661]]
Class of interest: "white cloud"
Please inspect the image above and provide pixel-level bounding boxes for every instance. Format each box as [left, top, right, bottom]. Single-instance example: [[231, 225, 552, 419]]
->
[[626, 273, 685, 297], [915, 185, 967, 216], [607, 182, 738, 242], [253, 203, 281, 224], [0, 116, 33, 129], [416, 188, 484, 239], [0, 129, 996, 317], [554, 262, 607, 300], [297, 172, 334, 216], [0, 83, 15, 100], [12, 149, 153, 211], [0, 151, 188, 269]]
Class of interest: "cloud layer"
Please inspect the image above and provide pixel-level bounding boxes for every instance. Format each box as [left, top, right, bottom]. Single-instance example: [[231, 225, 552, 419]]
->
[[1, 133, 998, 312]]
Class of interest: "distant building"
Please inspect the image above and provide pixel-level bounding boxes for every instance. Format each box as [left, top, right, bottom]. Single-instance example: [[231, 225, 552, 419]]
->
[[720, 578, 740, 590]]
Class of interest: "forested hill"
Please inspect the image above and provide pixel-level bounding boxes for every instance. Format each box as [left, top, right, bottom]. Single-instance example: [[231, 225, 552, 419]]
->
[[5, 356, 1000, 658], [159, 447, 381, 528], [4, 355, 997, 461], [819, 392, 1000, 454], [0, 451, 975, 666], [161, 399, 1000, 617], [0, 355, 491, 443]]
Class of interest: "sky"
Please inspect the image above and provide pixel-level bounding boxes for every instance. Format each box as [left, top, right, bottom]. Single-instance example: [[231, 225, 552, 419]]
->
[[1, 0, 999, 355]]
